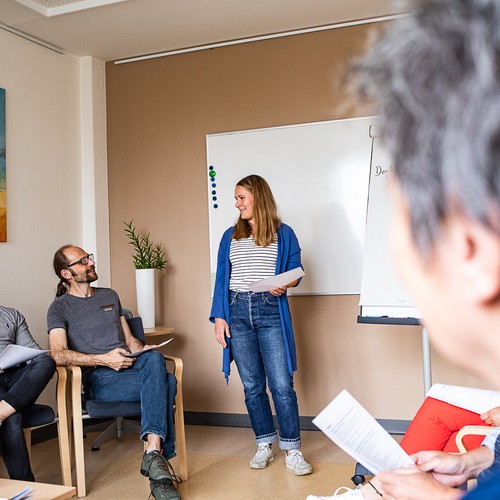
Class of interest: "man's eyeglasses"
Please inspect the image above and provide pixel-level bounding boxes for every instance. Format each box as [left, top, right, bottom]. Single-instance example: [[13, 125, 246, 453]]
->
[[66, 253, 94, 268]]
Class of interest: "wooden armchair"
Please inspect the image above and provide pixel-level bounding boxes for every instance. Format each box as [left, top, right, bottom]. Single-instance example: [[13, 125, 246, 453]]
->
[[455, 425, 491, 453], [56, 353, 187, 497], [455, 425, 491, 490]]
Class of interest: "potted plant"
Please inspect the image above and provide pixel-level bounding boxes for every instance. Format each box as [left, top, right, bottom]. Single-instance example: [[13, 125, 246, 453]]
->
[[124, 220, 167, 328]]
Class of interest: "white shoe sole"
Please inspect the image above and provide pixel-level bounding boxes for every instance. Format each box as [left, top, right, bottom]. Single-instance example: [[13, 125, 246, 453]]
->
[[286, 463, 313, 475], [250, 456, 274, 469]]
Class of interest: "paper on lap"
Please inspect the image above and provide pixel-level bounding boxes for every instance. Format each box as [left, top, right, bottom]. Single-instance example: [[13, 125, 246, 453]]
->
[[426, 384, 500, 414], [313, 389, 414, 475], [0, 344, 49, 370], [247, 267, 305, 293]]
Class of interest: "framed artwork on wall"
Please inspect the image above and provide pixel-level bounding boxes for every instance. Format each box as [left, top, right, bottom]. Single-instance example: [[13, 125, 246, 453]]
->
[[0, 88, 5, 242]]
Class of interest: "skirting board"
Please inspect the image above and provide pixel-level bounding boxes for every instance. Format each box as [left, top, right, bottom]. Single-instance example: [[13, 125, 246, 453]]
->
[[184, 412, 410, 435], [27, 414, 411, 447]]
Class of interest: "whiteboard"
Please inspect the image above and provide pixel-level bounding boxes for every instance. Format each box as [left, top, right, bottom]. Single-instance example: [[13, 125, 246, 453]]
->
[[358, 130, 421, 318], [206, 117, 374, 295]]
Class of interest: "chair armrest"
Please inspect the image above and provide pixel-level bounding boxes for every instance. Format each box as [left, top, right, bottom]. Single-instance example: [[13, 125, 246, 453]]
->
[[163, 354, 188, 480], [55, 367, 73, 487], [164, 355, 183, 379], [67, 365, 83, 381], [56, 367, 68, 397], [456, 425, 491, 453]]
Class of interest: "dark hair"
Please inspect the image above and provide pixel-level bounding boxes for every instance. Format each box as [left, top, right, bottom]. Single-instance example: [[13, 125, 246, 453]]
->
[[233, 174, 281, 246], [53, 245, 73, 297], [357, 0, 500, 256]]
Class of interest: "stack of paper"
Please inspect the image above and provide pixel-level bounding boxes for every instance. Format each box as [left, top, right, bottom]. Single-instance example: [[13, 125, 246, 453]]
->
[[426, 384, 500, 414]]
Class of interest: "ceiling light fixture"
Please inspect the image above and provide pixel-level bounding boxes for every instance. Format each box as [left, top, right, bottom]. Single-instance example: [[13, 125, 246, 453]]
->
[[14, 0, 130, 17]]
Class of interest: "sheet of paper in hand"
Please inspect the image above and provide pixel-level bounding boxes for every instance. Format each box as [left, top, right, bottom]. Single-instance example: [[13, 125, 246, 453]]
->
[[248, 267, 305, 293]]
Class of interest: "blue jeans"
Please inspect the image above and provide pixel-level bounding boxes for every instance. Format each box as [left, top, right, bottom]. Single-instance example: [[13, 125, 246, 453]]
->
[[229, 290, 301, 451], [83, 350, 177, 458], [0, 353, 56, 481]]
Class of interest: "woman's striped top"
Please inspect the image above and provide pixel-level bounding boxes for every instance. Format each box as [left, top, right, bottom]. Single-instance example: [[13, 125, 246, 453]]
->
[[229, 236, 278, 291]]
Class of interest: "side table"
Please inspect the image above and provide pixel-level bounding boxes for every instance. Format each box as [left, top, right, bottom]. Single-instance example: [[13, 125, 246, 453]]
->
[[144, 325, 175, 342]]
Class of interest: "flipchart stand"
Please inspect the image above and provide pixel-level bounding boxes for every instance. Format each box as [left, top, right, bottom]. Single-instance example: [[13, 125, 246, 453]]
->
[[351, 316, 431, 485]]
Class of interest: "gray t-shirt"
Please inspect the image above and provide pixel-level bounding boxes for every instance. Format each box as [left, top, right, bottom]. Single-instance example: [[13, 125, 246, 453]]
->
[[47, 288, 127, 354], [0, 306, 41, 354]]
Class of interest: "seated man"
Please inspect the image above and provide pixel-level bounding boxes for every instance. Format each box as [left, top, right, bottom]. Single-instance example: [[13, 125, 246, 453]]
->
[[308, 0, 500, 497], [0, 305, 56, 481], [47, 245, 180, 500]]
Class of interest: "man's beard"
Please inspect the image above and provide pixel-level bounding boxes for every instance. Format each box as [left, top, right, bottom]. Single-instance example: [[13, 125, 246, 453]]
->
[[70, 267, 98, 283]]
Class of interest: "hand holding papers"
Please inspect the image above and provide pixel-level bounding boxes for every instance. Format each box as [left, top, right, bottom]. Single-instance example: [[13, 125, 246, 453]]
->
[[248, 267, 305, 293], [313, 390, 414, 475], [123, 338, 173, 358]]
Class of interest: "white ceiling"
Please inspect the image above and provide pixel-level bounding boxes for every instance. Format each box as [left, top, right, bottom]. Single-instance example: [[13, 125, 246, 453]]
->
[[0, 0, 407, 62]]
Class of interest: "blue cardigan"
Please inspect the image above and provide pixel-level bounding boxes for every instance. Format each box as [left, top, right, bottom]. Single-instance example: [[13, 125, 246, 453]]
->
[[209, 223, 302, 382]]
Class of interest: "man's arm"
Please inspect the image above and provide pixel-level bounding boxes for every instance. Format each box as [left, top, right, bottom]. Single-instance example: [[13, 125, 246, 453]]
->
[[414, 446, 494, 485], [12, 309, 40, 349], [120, 316, 144, 352], [49, 328, 135, 371], [376, 467, 464, 500], [376, 447, 495, 500]]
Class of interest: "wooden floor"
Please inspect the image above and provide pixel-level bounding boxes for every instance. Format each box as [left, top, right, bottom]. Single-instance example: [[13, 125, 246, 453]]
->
[[1, 425, 361, 499]]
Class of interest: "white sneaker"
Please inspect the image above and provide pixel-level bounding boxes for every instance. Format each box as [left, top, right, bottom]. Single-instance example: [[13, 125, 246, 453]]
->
[[250, 443, 274, 469], [306, 485, 364, 499], [285, 449, 313, 475]]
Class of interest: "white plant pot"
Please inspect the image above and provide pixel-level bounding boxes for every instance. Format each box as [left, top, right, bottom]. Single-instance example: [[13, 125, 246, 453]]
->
[[135, 268, 155, 329]]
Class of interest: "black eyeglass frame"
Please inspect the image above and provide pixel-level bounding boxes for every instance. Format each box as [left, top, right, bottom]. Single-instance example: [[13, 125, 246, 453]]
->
[[66, 253, 94, 268]]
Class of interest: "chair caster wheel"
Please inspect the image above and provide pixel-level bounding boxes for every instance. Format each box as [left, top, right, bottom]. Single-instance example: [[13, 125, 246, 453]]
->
[[351, 474, 366, 486]]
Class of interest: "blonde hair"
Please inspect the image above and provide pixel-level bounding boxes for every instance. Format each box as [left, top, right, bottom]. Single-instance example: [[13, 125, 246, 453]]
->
[[233, 175, 281, 246]]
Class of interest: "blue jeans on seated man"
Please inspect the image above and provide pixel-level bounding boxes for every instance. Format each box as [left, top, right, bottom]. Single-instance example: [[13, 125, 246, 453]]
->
[[229, 290, 301, 451], [83, 350, 177, 458], [0, 353, 57, 481]]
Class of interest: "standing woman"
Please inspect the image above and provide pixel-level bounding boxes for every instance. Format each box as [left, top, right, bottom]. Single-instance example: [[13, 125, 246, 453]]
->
[[210, 174, 312, 475]]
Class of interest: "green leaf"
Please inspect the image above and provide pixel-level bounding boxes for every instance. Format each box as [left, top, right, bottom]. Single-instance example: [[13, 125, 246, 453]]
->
[[123, 220, 167, 270]]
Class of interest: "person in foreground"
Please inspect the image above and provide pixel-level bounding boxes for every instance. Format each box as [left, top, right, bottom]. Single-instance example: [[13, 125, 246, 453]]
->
[[399, 396, 500, 455], [210, 174, 312, 475], [0, 305, 55, 481], [47, 246, 180, 500], [308, 0, 500, 497]]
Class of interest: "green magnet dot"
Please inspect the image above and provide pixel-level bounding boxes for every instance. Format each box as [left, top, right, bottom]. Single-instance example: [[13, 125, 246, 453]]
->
[[209, 170, 216, 178]]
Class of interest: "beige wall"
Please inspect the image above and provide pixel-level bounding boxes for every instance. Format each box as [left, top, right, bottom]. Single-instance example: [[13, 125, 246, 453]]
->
[[0, 30, 81, 405], [0, 31, 111, 408], [106, 24, 485, 420]]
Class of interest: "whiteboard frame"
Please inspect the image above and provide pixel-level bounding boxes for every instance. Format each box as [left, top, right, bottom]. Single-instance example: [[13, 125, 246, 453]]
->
[[206, 117, 376, 296]]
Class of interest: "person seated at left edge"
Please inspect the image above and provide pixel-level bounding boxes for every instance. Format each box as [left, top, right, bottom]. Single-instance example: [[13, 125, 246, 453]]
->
[[0, 305, 55, 482]]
